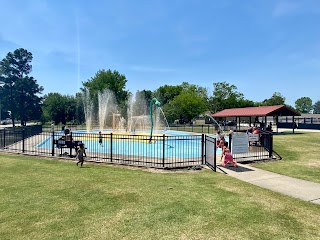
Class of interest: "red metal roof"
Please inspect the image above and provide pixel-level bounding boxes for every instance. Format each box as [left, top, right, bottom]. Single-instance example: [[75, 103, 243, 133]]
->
[[212, 105, 301, 118]]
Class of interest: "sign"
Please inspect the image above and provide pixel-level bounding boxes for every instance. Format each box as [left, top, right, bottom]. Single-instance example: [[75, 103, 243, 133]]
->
[[231, 134, 248, 154], [205, 136, 215, 166], [248, 134, 259, 142]]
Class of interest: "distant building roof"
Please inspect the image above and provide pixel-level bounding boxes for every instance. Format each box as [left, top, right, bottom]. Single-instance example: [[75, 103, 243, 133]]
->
[[212, 105, 301, 118]]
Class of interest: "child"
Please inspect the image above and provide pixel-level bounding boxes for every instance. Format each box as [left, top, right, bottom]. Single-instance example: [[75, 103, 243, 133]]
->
[[216, 130, 222, 147], [221, 142, 238, 167], [76, 143, 86, 167], [218, 135, 225, 149], [220, 136, 226, 161], [98, 131, 103, 146]]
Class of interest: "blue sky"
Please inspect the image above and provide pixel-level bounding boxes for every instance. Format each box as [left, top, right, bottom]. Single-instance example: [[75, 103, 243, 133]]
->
[[1, 0, 320, 106]]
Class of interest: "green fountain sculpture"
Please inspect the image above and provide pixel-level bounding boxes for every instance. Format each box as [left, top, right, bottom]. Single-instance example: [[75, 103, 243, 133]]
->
[[149, 97, 161, 143]]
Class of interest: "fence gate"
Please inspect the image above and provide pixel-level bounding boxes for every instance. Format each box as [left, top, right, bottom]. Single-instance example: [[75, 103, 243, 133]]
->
[[229, 132, 280, 163], [205, 135, 216, 171]]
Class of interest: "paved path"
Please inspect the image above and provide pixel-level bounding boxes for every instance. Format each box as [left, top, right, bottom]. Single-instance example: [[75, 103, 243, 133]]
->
[[217, 163, 320, 205]]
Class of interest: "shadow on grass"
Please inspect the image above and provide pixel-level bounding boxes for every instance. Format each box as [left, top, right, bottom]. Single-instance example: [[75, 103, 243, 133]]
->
[[219, 164, 255, 173], [273, 132, 304, 135]]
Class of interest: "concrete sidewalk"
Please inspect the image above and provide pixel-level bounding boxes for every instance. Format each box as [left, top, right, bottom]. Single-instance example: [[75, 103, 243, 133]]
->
[[217, 163, 320, 205]]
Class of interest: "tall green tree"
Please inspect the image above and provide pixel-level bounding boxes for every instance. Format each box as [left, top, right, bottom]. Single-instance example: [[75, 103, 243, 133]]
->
[[262, 92, 286, 106], [0, 48, 43, 126], [180, 82, 209, 100], [209, 81, 252, 112], [295, 97, 313, 113], [82, 69, 129, 115], [138, 89, 153, 103], [0, 84, 10, 120], [162, 91, 208, 123], [313, 100, 320, 114], [154, 85, 183, 106], [42, 93, 76, 124]]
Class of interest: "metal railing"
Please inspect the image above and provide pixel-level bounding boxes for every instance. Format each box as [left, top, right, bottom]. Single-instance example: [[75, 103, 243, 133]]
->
[[1, 129, 204, 169], [0, 125, 280, 169], [228, 131, 280, 163]]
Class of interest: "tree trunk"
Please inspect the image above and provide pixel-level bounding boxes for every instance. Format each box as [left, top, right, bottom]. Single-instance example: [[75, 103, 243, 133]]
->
[[10, 85, 15, 128], [20, 88, 25, 126]]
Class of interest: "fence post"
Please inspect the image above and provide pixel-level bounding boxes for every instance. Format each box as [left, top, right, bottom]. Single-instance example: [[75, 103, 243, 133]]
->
[[3, 128, 6, 148], [208, 125, 210, 134], [110, 133, 113, 162], [229, 133, 232, 151], [269, 133, 273, 158], [51, 130, 55, 156], [201, 134, 205, 164], [69, 132, 73, 156], [201, 125, 204, 133], [22, 128, 25, 153], [214, 138, 217, 172], [162, 134, 165, 168]]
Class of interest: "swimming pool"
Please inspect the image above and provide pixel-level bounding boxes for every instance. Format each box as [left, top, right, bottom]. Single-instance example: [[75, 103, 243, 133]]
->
[[36, 130, 223, 158]]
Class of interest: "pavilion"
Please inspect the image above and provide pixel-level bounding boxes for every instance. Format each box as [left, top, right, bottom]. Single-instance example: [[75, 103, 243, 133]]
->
[[211, 105, 301, 133]]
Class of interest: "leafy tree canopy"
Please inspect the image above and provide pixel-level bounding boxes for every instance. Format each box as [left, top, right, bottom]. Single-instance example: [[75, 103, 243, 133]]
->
[[262, 92, 286, 106], [0, 48, 43, 125], [295, 97, 313, 113], [82, 69, 129, 107], [154, 84, 183, 106], [313, 100, 320, 114], [42, 93, 76, 124], [209, 81, 253, 112], [162, 91, 208, 123]]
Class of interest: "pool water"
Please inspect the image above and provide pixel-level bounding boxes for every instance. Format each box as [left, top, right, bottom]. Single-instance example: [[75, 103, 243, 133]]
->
[[37, 130, 223, 158]]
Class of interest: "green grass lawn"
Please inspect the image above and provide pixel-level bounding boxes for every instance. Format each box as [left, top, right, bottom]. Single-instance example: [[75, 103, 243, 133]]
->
[[1, 154, 319, 240], [251, 132, 320, 183]]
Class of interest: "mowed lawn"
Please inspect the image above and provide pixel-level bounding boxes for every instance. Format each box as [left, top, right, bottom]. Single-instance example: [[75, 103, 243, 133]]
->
[[251, 132, 320, 183], [0, 154, 319, 240]]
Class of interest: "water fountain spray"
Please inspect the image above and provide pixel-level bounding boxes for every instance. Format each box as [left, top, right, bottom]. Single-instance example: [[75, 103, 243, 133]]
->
[[149, 97, 161, 143]]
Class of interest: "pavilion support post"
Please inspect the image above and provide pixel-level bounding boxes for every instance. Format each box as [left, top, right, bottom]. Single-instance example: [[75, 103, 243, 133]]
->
[[292, 116, 295, 133], [264, 116, 267, 131]]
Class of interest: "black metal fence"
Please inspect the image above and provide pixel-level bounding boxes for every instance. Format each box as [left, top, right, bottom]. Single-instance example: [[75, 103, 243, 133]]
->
[[0, 125, 42, 150], [0, 125, 280, 170], [228, 131, 280, 162], [1, 128, 204, 169], [168, 124, 231, 134]]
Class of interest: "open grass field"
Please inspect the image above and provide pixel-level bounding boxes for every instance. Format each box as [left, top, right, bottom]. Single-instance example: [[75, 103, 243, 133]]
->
[[251, 132, 320, 183], [1, 153, 319, 240]]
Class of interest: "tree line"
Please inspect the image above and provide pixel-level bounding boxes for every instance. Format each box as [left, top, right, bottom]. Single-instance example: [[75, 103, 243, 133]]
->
[[1, 48, 319, 126]]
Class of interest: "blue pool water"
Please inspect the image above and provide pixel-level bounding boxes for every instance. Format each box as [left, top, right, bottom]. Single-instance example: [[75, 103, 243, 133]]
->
[[36, 130, 223, 158]]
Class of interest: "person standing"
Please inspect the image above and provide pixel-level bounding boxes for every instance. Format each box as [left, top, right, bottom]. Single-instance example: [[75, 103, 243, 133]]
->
[[98, 131, 103, 146], [76, 143, 86, 167], [216, 130, 222, 147]]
